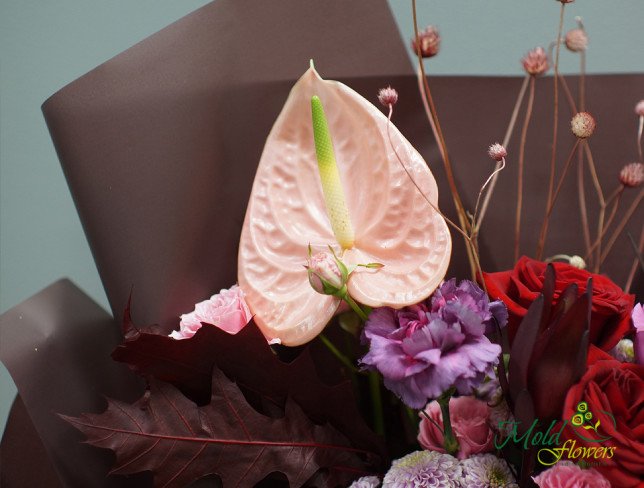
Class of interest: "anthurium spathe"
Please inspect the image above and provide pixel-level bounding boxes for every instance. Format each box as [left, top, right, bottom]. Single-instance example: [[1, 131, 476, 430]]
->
[[238, 66, 451, 346]]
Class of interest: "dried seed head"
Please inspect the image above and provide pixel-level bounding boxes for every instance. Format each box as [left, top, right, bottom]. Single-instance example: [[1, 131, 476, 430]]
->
[[619, 162, 644, 188], [565, 29, 588, 52], [378, 86, 398, 107], [412, 25, 441, 58], [521, 47, 549, 76], [487, 143, 507, 161], [635, 100, 644, 117], [571, 112, 596, 138]]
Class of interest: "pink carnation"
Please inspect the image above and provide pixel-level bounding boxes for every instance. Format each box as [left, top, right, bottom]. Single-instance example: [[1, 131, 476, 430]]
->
[[533, 462, 610, 488], [170, 285, 252, 339], [418, 396, 494, 460]]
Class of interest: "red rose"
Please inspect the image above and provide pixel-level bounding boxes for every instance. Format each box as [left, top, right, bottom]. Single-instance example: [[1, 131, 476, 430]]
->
[[561, 360, 644, 488], [482, 256, 634, 350]]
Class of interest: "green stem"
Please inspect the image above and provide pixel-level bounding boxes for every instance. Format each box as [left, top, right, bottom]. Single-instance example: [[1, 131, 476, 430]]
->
[[437, 389, 459, 456], [318, 334, 359, 373], [343, 293, 369, 322], [369, 371, 385, 436]]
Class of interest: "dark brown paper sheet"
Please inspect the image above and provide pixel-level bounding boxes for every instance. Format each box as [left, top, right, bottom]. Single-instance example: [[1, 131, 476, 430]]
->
[[1, 0, 641, 486]]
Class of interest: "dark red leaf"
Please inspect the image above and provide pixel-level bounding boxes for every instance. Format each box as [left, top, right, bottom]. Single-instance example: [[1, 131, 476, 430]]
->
[[112, 306, 383, 462], [62, 368, 371, 488]]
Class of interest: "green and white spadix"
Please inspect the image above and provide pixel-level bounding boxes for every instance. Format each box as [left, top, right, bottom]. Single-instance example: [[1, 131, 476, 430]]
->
[[238, 66, 451, 346]]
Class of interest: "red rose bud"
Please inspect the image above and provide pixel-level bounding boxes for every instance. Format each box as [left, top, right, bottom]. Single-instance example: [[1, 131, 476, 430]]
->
[[571, 112, 596, 138], [619, 162, 644, 188], [306, 251, 345, 295], [412, 25, 441, 58], [522, 47, 549, 76]]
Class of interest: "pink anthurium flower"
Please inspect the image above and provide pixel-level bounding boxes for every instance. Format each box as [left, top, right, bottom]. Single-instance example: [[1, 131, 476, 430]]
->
[[238, 65, 451, 346]]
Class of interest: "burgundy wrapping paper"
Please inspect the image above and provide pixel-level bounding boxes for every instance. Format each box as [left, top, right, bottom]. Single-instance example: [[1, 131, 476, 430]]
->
[[1, 0, 641, 486]]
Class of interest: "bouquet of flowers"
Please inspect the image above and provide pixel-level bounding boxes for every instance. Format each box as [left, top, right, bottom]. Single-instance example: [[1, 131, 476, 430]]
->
[[2, 1, 642, 487]]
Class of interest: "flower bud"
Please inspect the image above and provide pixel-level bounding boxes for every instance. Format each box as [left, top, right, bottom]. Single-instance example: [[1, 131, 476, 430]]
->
[[565, 29, 588, 52], [412, 26, 441, 58], [378, 86, 398, 107], [521, 47, 549, 76], [571, 112, 596, 138], [619, 162, 644, 188], [635, 100, 644, 117], [487, 143, 507, 161], [306, 251, 345, 295], [610, 339, 634, 363], [569, 255, 586, 269]]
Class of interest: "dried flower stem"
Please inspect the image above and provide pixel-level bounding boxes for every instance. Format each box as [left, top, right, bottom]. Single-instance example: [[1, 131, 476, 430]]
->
[[624, 226, 644, 293], [385, 105, 487, 291], [472, 158, 506, 235], [476, 76, 530, 234], [412, 0, 475, 278], [537, 2, 567, 260], [588, 186, 624, 272], [537, 140, 581, 256], [638, 115, 643, 162], [515, 77, 536, 262], [600, 188, 644, 265]]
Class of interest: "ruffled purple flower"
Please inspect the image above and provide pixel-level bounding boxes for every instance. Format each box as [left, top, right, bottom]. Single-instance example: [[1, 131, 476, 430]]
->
[[349, 475, 381, 488], [360, 279, 504, 409], [382, 451, 462, 488]]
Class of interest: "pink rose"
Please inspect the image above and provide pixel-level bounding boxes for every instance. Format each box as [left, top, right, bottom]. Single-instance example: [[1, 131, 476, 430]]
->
[[533, 462, 610, 488], [418, 396, 494, 460], [169, 285, 252, 340]]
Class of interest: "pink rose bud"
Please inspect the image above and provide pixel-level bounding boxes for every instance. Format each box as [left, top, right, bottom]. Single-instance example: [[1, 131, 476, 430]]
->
[[306, 251, 345, 295], [170, 285, 253, 340], [565, 28, 588, 52], [418, 396, 495, 460], [378, 86, 398, 107], [635, 100, 644, 116], [619, 162, 644, 188], [411, 25, 441, 58], [571, 111, 596, 138], [522, 47, 549, 76], [487, 143, 507, 161]]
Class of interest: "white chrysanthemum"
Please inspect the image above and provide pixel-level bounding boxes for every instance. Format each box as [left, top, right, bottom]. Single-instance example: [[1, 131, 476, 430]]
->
[[349, 476, 381, 488], [383, 451, 462, 488], [461, 454, 518, 488], [610, 338, 634, 362]]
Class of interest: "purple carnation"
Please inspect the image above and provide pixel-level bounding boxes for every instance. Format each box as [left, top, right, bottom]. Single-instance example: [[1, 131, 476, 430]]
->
[[360, 279, 504, 409]]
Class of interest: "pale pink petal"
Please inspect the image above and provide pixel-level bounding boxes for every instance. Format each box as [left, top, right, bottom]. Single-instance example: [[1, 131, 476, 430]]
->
[[238, 67, 450, 345]]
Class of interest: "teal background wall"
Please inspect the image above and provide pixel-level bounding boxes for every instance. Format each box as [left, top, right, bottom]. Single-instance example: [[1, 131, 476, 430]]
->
[[1, 0, 642, 438]]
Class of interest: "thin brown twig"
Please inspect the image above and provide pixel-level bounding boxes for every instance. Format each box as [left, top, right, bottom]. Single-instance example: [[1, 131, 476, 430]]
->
[[385, 105, 486, 292], [600, 189, 644, 265], [638, 116, 643, 162], [624, 226, 644, 293], [472, 158, 506, 232], [476, 76, 530, 233], [515, 77, 536, 262], [575, 46, 591, 263], [585, 186, 624, 259], [537, 2, 567, 260]]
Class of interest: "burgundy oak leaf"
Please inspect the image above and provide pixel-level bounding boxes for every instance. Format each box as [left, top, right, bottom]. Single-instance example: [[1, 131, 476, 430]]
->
[[62, 368, 371, 488], [112, 305, 383, 461]]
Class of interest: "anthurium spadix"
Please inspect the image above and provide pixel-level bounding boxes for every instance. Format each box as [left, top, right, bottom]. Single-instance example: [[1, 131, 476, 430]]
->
[[238, 66, 451, 346]]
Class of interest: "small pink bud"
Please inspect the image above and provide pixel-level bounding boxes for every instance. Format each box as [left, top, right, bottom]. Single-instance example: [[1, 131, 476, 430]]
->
[[487, 143, 507, 161], [521, 47, 549, 76], [635, 100, 644, 117], [565, 29, 588, 52], [619, 162, 644, 188], [411, 26, 441, 58], [571, 112, 596, 138], [378, 86, 398, 107], [306, 252, 344, 294]]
